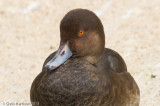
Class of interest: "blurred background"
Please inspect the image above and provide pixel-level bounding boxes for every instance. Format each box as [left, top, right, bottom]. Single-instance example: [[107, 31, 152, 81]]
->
[[0, 0, 160, 106]]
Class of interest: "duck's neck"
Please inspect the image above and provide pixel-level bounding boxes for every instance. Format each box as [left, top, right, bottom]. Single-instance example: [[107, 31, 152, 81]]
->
[[82, 51, 104, 64]]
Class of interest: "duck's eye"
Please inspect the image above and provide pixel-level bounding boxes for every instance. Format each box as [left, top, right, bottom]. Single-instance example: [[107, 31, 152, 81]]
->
[[78, 30, 84, 36]]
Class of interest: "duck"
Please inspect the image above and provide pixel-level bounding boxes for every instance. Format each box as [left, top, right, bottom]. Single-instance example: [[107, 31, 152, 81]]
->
[[30, 9, 140, 106]]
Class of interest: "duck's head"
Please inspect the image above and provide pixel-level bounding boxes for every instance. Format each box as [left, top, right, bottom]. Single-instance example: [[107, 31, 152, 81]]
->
[[45, 9, 105, 71]]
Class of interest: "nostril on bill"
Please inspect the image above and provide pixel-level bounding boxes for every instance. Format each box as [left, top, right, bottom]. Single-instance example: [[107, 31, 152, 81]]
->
[[61, 51, 65, 56]]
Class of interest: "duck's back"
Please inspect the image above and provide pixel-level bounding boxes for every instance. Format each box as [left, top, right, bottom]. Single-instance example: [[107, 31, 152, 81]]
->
[[97, 48, 127, 73], [30, 48, 140, 106]]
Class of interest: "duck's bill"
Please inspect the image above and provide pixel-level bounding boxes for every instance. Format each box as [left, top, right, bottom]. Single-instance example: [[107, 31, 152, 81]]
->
[[45, 41, 72, 71]]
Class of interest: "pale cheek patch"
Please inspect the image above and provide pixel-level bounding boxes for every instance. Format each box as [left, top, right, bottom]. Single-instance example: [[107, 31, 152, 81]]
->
[[88, 32, 101, 52], [72, 39, 84, 53]]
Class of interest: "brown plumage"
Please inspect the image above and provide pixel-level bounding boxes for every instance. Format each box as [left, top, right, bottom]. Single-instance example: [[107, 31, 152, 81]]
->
[[30, 9, 140, 106]]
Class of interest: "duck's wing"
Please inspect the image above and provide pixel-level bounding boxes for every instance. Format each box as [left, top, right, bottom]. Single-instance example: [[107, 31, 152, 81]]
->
[[106, 70, 140, 106], [103, 48, 127, 73], [99, 48, 140, 105], [42, 51, 56, 71]]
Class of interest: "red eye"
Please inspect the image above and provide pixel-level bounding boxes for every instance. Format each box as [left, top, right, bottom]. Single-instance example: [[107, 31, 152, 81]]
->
[[79, 30, 84, 36]]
